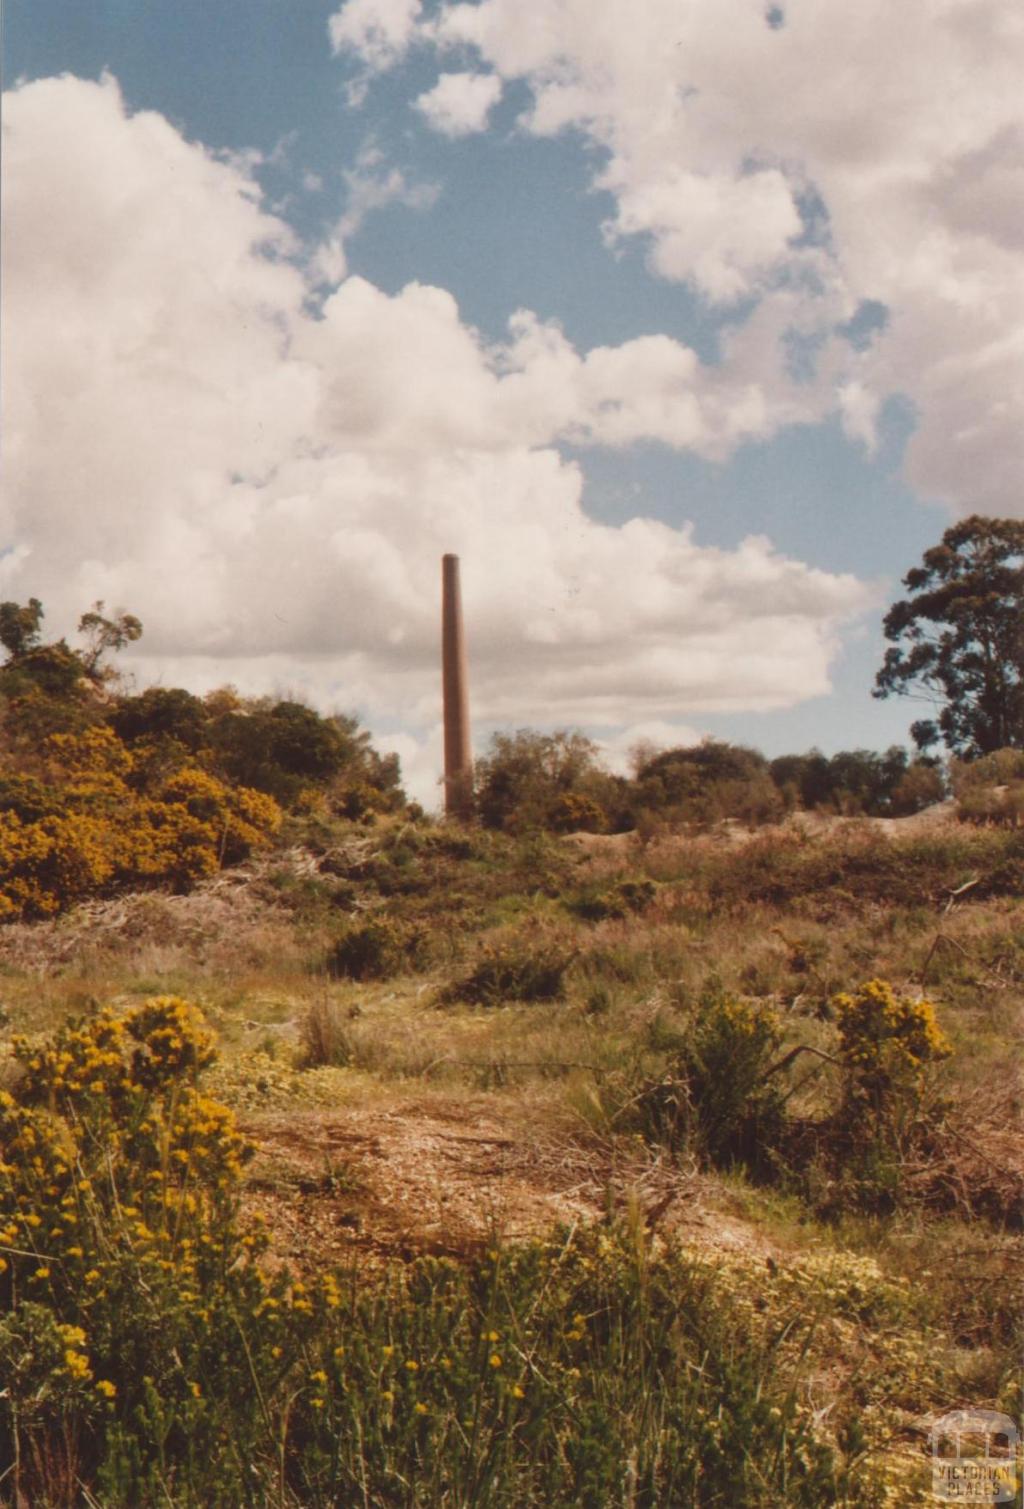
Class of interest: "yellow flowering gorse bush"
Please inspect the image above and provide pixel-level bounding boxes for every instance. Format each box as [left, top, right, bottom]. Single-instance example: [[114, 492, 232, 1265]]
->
[[0, 725, 280, 919], [833, 978, 952, 1109], [0, 996, 319, 1503]]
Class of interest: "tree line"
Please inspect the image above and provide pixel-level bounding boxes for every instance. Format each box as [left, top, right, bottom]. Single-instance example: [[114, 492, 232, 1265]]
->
[[472, 730, 944, 835], [0, 599, 404, 821], [3, 512, 1021, 841], [476, 514, 1024, 833]]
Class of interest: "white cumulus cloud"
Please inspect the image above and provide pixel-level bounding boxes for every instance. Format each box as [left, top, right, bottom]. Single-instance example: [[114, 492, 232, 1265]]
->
[[330, 0, 1024, 516], [415, 71, 503, 136], [2, 73, 867, 806], [328, 0, 422, 68]]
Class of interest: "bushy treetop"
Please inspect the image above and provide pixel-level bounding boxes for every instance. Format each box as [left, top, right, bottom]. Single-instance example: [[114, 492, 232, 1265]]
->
[[874, 515, 1024, 757]]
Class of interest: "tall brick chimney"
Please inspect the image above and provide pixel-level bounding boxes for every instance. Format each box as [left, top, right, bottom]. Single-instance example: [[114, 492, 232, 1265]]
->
[[441, 553, 473, 818]]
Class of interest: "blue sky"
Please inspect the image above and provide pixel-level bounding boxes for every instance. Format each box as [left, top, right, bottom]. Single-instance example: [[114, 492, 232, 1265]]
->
[[5, 0, 1020, 801]]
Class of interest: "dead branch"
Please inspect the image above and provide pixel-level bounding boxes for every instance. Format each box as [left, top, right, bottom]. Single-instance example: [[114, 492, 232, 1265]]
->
[[759, 1044, 843, 1083]]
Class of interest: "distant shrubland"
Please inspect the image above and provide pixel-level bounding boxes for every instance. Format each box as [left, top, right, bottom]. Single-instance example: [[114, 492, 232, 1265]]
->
[[472, 728, 946, 835]]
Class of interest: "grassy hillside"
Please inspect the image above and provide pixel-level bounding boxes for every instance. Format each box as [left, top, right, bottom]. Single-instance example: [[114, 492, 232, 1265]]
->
[[0, 800, 1021, 1505]]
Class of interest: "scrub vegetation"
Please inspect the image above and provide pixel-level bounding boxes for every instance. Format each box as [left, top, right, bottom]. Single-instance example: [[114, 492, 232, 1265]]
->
[[0, 598, 1021, 1506]]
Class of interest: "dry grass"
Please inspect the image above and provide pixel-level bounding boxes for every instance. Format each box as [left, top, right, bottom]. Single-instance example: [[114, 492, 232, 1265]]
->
[[1, 808, 1020, 1487]]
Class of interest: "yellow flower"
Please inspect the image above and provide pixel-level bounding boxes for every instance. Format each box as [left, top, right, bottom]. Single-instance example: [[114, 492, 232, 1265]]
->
[[405, 1360, 419, 1372], [189, 1382, 202, 1399], [31, 1265, 50, 1281], [415, 1402, 428, 1415], [311, 1370, 327, 1385], [96, 1380, 117, 1399], [512, 1385, 525, 1399], [489, 1353, 502, 1369]]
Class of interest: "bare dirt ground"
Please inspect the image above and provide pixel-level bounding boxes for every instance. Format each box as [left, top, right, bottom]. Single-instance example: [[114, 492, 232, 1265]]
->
[[240, 1096, 772, 1270]]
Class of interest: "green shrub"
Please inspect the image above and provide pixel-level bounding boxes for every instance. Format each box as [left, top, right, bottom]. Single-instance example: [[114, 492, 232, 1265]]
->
[[111, 686, 208, 752], [474, 729, 624, 834], [325, 918, 428, 981], [445, 937, 574, 1005], [632, 740, 785, 827], [550, 791, 607, 833], [570, 877, 656, 922], [630, 987, 786, 1172], [889, 761, 945, 814]]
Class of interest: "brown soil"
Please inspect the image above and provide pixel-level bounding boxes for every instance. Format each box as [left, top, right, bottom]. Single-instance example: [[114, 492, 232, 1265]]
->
[[239, 1095, 772, 1269]]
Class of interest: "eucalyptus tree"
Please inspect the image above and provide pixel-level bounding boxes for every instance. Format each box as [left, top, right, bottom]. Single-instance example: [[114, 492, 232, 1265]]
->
[[874, 515, 1024, 756]]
